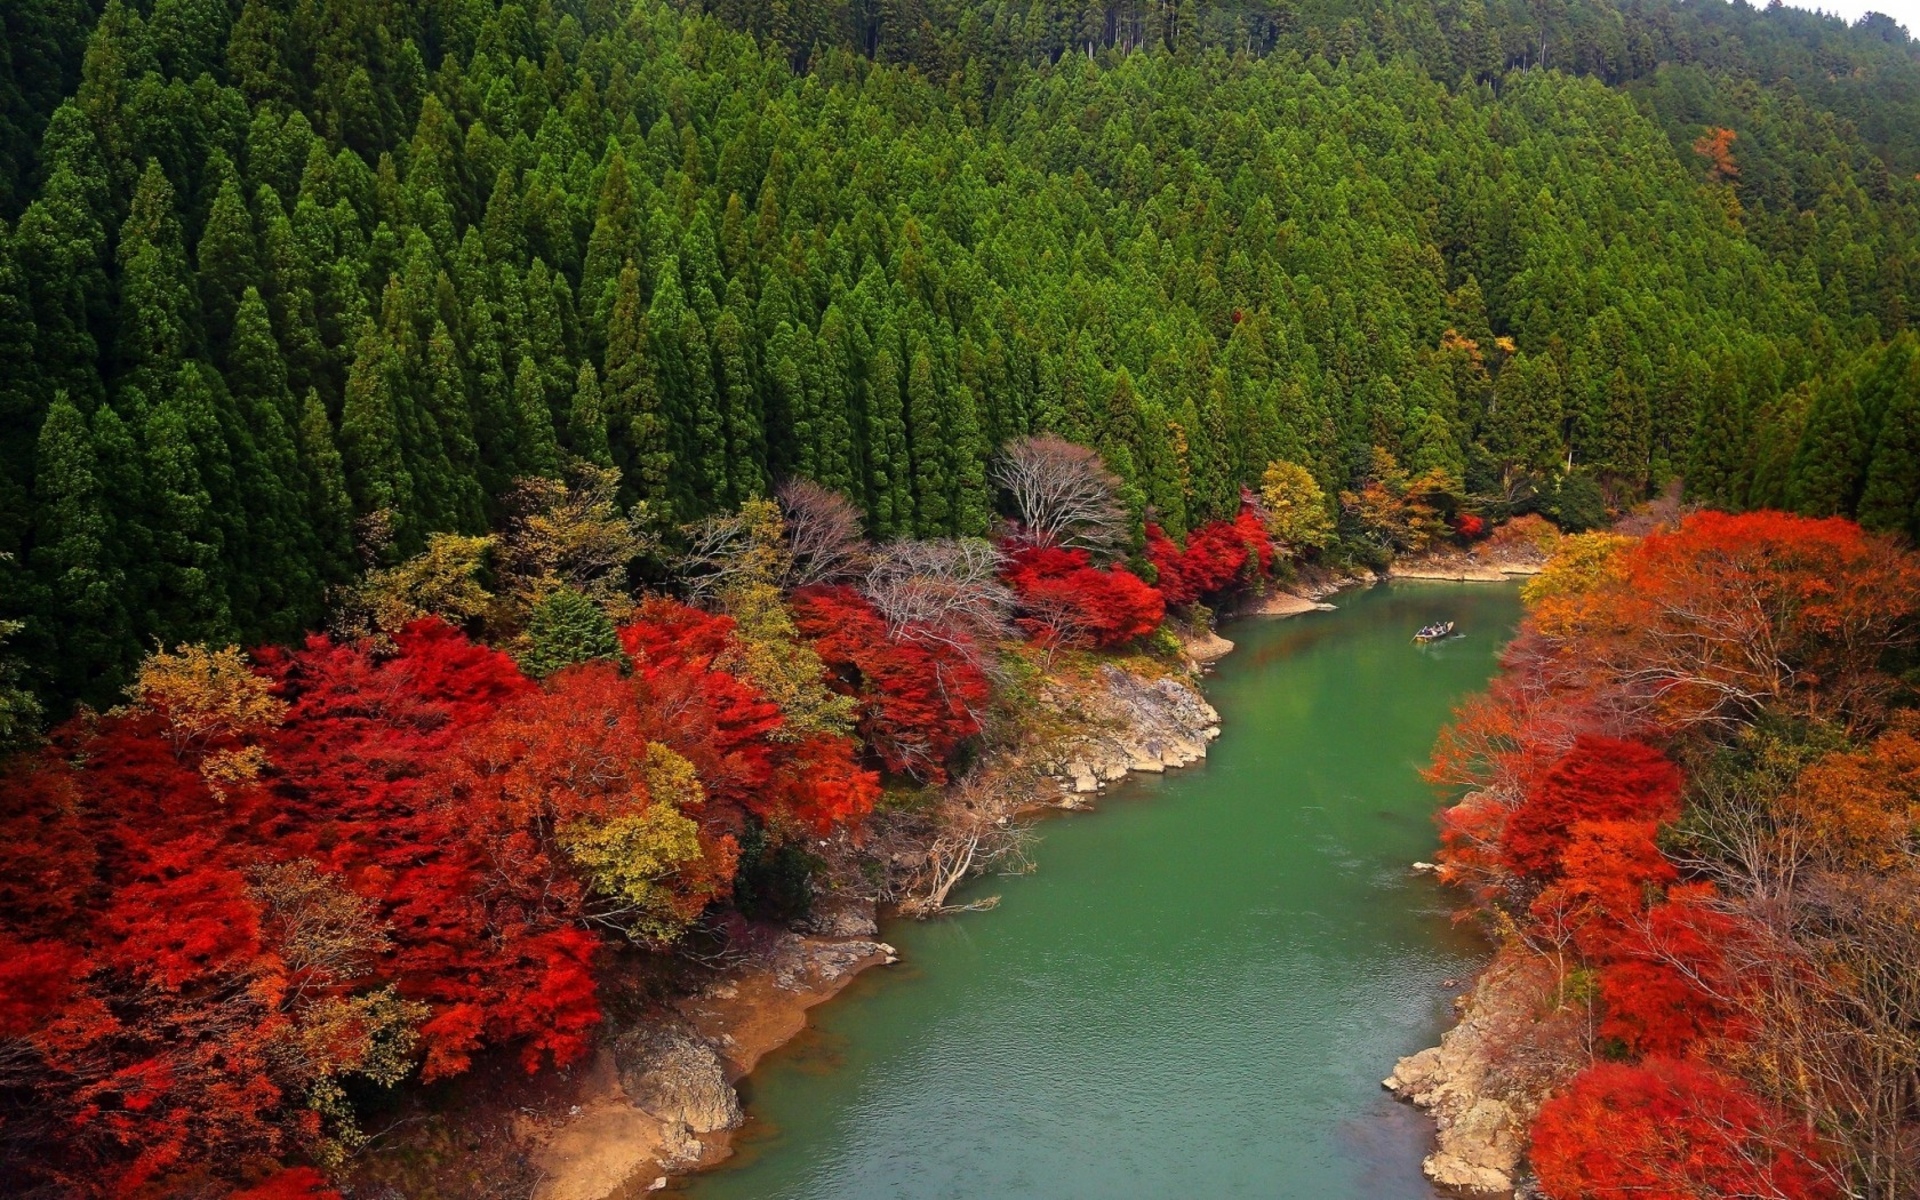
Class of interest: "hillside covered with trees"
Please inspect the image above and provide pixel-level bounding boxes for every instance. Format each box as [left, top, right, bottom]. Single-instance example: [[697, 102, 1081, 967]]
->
[[0, 0, 1914, 711]]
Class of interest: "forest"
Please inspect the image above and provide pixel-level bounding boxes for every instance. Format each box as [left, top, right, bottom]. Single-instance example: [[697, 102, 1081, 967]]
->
[[1431, 512, 1920, 1199], [0, 0, 1916, 1195], [0, 0, 1916, 710]]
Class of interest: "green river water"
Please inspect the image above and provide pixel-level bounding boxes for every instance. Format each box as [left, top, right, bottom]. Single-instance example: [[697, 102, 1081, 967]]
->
[[679, 581, 1524, 1200]]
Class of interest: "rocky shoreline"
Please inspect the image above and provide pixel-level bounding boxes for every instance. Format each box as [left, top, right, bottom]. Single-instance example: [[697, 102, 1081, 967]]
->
[[1384, 949, 1573, 1196]]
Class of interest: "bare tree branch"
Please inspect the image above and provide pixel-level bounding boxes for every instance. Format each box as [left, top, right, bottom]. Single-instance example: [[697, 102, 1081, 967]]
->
[[776, 478, 869, 589], [992, 435, 1129, 555]]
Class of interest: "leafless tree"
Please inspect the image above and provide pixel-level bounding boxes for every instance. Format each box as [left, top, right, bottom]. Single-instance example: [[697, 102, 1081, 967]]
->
[[992, 435, 1129, 554], [861, 537, 1013, 653], [674, 510, 762, 603], [776, 478, 869, 588], [886, 759, 1038, 917]]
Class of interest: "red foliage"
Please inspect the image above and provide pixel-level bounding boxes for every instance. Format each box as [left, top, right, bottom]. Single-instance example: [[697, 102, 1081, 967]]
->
[[1531, 1058, 1834, 1199], [790, 585, 990, 783], [1596, 883, 1747, 1057], [1001, 544, 1164, 649], [1146, 507, 1274, 606], [231, 1169, 345, 1200], [1532, 511, 1920, 730], [1500, 736, 1683, 879], [0, 610, 879, 1193], [1453, 513, 1487, 540], [1424, 512, 1920, 1193]]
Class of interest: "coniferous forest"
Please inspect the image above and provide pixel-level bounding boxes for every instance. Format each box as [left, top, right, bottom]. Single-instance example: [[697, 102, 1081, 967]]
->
[[0, 0, 1916, 710], [2, 0, 1920, 1197]]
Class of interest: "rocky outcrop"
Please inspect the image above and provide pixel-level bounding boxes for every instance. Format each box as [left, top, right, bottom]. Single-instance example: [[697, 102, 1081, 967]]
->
[[1040, 667, 1221, 795], [765, 932, 896, 991], [1385, 951, 1572, 1195], [613, 1025, 744, 1134]]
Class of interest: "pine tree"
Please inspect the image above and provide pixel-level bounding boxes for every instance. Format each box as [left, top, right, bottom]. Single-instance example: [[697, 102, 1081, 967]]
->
[[906, 338, 950, 534], [296, 388, 355, 580], [340, 328, 415, 541], [32, 394, 131, 702], [864, 338, 911, 537], [514, 351, 560, 479], [1485, 352, 1564, 481], [226, 288, 319, 637], [604, 262, 670, 512], [424, 320, 486, 529], [1788, 373, 1869, 517], [115, 161, 195, 396], [568, 361, 613, 468], [521, 587, 623, 678], [197, 169, 259, 364], [1682, 358, 1749, 507], [681, 307, 725, 510], [1857, 354, 1920, 537], [714, 303, 764, 501], [143, 372, 233, 644]]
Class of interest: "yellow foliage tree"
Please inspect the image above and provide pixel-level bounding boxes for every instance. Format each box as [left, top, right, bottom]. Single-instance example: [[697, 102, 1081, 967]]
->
[[558, 742, 708, 942], [343, 532, 496, 637], [1259, 460, 1335, 554]]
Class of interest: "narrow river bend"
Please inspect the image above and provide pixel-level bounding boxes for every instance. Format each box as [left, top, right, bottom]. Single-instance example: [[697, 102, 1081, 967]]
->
[[681, 582, 1524, 1200]]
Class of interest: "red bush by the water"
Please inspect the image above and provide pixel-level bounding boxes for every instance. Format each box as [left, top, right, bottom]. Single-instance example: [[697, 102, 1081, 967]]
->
[[1531, 1058, 1835, 1199], [1001, 545, 1164, 649], [1500, 736, 1684, 879], [1146, 507, 1273, 606], [790, 585, 991, 783], [1454, 513, 1487, 540], [0, 608, 880, 1195]]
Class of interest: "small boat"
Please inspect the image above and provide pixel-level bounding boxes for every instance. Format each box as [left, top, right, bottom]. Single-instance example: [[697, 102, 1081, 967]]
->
[[1414, 620, 1455, 643]]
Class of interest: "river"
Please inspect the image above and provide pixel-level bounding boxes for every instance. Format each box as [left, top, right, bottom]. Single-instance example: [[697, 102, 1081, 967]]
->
[[677, 581, 1524, 1199]]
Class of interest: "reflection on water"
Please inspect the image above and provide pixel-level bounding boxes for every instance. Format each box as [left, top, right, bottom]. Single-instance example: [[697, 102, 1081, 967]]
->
[[679, 582, 1524, 1200]]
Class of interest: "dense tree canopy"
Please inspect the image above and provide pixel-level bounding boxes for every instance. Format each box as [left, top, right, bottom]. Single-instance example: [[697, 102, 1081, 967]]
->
[[0, 0, 1914, 714]]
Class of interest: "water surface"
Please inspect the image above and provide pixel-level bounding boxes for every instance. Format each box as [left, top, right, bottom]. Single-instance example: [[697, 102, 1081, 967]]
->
[[680, 582, 1523, 1200]]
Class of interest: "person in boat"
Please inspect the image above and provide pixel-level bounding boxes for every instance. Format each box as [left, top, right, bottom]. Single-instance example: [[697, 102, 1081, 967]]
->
[[1414, 620, 1455, 642]]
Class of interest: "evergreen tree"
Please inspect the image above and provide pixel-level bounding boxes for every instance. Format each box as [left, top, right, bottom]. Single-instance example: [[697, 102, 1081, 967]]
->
[[197, 169, 258, 363], [1687, 358, 1753, 509], [32, 394, 130, 702], [568, 361, 613, 468], [1788, 373, 1870, 517], [906, 338, 949, 534], [142, 370, 232, 644], [340, 327, 415, 541], [521, 587, 623, 678], [514, 351, 561, 479], [296, 388, 355, 579], [604, 262, 670, 512], [1857, 354, 1920, 537]]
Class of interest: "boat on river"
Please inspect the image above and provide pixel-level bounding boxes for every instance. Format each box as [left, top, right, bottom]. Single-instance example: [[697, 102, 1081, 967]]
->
[[1413, 620, 1455, 643]]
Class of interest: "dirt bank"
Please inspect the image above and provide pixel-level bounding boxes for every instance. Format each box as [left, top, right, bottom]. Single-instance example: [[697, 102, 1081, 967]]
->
[[527, 926, 896, 1200]]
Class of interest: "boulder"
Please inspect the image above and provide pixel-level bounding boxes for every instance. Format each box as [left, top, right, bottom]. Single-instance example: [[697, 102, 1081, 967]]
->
[[612, 1026, 743, 1133]]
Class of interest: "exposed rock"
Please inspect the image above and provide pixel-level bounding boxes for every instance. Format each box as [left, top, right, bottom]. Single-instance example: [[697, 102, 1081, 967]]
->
[[1041, 668, 1222, 796], [766, 933, 893, 991], [612, 1026, 743, 1133], [800, 895, 879, 938], [1182, 627, 1235, 661], [1245, 590, 1336, 617], [1386, 952, 1570, 1195]]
